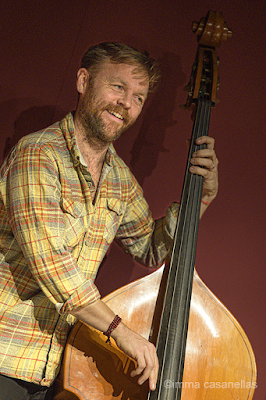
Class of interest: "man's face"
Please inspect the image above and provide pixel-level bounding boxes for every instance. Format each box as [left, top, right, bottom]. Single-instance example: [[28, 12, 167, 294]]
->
[[77, 61, 149, 143]]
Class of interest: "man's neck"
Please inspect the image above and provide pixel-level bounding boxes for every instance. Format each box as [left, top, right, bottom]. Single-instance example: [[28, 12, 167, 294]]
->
[[74, 118, 110, 201], [74, 117, 109, 170]]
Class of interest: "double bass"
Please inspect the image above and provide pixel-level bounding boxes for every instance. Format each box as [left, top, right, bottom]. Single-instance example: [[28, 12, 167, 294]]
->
[[54, 11, 257, 400]]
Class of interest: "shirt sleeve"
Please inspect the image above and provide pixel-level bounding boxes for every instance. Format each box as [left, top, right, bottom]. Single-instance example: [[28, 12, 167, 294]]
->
[[115, 174, 179, 267], [4, 144, 100, 314]]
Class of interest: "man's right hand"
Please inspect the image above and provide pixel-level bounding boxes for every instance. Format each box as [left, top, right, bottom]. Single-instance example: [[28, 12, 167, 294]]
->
[[111, 322, 158, 391], [70, 299, 159, 391]]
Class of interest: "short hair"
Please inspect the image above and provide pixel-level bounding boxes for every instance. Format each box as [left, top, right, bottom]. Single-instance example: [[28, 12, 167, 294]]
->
[[80, 42, 161, 91]]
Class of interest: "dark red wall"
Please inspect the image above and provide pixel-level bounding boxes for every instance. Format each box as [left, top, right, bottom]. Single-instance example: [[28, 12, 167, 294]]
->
[[2, 1, 265, 399]]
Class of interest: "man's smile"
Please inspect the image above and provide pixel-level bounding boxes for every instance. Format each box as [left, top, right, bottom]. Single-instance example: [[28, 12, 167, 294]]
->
[[107, 109, 124, 121]]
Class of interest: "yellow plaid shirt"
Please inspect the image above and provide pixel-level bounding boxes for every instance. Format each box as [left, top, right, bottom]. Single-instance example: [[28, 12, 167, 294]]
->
[[0, 113, 178, 386]]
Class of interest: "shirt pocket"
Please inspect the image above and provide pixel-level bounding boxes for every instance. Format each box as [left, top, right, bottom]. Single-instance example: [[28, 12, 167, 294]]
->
[[103, 198, 125, 244], [60, 198, 87, 248]]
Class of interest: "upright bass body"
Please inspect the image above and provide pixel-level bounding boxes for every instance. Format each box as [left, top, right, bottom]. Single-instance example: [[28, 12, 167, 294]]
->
[[54, 264, 256, 400]]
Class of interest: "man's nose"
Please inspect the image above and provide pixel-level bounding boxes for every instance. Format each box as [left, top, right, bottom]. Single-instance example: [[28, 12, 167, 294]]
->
[[117, 92, 132, 109]]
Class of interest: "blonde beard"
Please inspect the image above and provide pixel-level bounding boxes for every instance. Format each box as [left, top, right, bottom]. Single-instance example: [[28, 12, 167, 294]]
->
[[78, 88, 133, 144]]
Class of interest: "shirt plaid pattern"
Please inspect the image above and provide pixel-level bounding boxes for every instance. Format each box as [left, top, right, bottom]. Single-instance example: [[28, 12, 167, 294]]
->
[[0, 113, 179, 386]]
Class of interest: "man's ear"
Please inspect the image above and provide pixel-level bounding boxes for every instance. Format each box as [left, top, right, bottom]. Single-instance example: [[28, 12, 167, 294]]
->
[[76, 68, 90, 95]]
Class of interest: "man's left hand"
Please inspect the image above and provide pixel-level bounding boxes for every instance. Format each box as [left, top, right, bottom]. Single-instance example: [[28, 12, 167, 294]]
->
[[189, 136, 218, 210]]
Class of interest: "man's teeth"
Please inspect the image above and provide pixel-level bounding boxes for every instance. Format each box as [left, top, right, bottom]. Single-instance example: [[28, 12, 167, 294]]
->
[[109, 111, 123, 120]]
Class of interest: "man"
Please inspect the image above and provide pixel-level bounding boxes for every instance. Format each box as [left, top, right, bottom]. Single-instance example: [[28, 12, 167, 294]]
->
[[0, 42, 218, 399]]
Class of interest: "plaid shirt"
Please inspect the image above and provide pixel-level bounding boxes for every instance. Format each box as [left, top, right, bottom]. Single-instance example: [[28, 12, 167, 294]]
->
[[0, 113, 178, 386]]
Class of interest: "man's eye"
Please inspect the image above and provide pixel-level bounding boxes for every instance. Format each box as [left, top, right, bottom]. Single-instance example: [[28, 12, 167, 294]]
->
[[135, 96, 144, 105], [114, 85, 123, 90]]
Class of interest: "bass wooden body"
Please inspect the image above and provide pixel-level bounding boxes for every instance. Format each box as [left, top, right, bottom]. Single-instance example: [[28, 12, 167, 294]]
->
[[54, 265, 256, 400]]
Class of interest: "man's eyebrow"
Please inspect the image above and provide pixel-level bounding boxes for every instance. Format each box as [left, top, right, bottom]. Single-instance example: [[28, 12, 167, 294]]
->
[[107, 76, 126, 85]]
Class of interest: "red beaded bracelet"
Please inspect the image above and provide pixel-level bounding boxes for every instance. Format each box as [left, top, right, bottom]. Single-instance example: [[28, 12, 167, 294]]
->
[[103, 315, 122, 345]]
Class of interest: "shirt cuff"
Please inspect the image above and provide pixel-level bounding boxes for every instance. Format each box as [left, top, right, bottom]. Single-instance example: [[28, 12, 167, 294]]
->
[[165, 202, 179, 239], [55, 279, 101, 315]]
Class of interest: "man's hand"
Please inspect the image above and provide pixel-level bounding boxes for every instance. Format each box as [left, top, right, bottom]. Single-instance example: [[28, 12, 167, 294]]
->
[[70, 299, 159, 391], [112, 322, 158, 391], [189, 136, 218, 216]]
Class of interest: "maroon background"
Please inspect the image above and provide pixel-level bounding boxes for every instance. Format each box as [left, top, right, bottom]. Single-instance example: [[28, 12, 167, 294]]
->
[[1, 1, 265, 399]]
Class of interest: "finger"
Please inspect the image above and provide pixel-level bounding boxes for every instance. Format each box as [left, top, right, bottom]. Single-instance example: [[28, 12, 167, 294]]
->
[[149, 350, 159, 391], [192, 147, 216, 159], [189, 163, 216, 178], [131, 344, 158, 390], [130, 353, 146, 378], [130, 345, 154, 380], [190, 156, 216, 170], [196, 136, 215, 149], [137, 347, 158, 390]]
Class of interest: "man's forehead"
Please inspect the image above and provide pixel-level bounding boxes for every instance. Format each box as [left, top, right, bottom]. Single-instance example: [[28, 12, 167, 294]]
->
[[98, 61, 149, 85]]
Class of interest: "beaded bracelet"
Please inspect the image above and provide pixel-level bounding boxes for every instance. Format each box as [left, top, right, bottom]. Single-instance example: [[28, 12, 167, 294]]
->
[[103, 315, 122, 345]]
